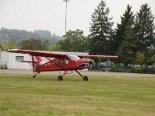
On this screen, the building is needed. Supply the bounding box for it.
[0,51,31,69]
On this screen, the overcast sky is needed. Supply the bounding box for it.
[0,0,155,36]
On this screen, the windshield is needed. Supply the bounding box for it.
[68,55,80,60]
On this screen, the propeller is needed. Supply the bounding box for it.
[78,60,94,68]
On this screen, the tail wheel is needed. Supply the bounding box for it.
[33,75,36,78]
[58,75,63,81]
[83,76,88,81]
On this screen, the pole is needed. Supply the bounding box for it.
[63,0,69,34]
[65,1,67,33]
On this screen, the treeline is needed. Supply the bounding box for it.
[0,0,155,68]
[0,28,61,49]
[55,1,155,68]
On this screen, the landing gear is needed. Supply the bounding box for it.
[57,71,68,81]
[32,70,88,81]
[75,70,88,81]
[58,75,63,81]
[33,75,36,78]
[33,72,40,78]
[83,76,88,81]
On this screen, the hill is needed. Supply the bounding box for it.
[0,27,62,45]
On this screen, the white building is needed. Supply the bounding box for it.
[0,51,31,69]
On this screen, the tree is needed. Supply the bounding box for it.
[53,40,64,51]
[114,5,134,54]
[2,39,16,50]
[55,29,90,52]
[0,43,2,51]
[145,49,155,65]
[134,3,155,52]
[19,38,50,50]
[118,22,137,66]
[89,0,113,55]
[151,54,155,64]
[135,52,145,67]
[115,5,137,66]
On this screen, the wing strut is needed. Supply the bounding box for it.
[33,72,40,78]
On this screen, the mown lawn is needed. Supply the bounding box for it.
[0,71,155,116]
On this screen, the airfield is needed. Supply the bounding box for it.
[0,70,155,116]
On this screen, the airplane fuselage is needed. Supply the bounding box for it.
[34,55,92,72]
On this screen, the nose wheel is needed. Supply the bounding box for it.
[83,76,88,81]
[75,70,88,81]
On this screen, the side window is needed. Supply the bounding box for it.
[56,58,59,64]
[65,59,69,64]
[16,56,24,61]
[60,58,64,64]
[51,61,54,65]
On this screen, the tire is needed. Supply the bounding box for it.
[33,75,36,78]
[83,76,88,81]
[58,75,63,81]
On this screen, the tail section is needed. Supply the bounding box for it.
[32,56,42,62]
[32,56,42,72]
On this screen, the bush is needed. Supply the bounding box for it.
[110,63,126,72]
[145,68,155,74]
[130,68,146,73]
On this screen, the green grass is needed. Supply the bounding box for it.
[0,72,155,116]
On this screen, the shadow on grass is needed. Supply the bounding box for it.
[32,75,86,82]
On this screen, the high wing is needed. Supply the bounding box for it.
[80,55,118,59]
[7,49,68,58]
[7,49,118,59]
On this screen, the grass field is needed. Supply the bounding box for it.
[0,70,155,116]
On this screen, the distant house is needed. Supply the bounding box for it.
[0,51,31,69]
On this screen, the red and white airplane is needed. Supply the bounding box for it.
[7,49,118,81]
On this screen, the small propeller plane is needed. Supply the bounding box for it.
[7,49,118,81]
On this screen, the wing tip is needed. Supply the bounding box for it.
[7,49,19,52]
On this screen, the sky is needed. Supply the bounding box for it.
[0,0,155,36]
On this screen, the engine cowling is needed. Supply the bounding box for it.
[78,59,94,68]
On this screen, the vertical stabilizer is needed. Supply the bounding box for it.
[32,56,42,72]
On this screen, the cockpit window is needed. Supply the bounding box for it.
[68,55,80,60]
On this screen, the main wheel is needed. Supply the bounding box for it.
[58,75,63,81]
[83,76,88,81]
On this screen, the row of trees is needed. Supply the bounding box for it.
[56,0,155,67]
[113,4,155,66]
[0,0,155,67]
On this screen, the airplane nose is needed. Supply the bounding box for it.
[78,59,94,68]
